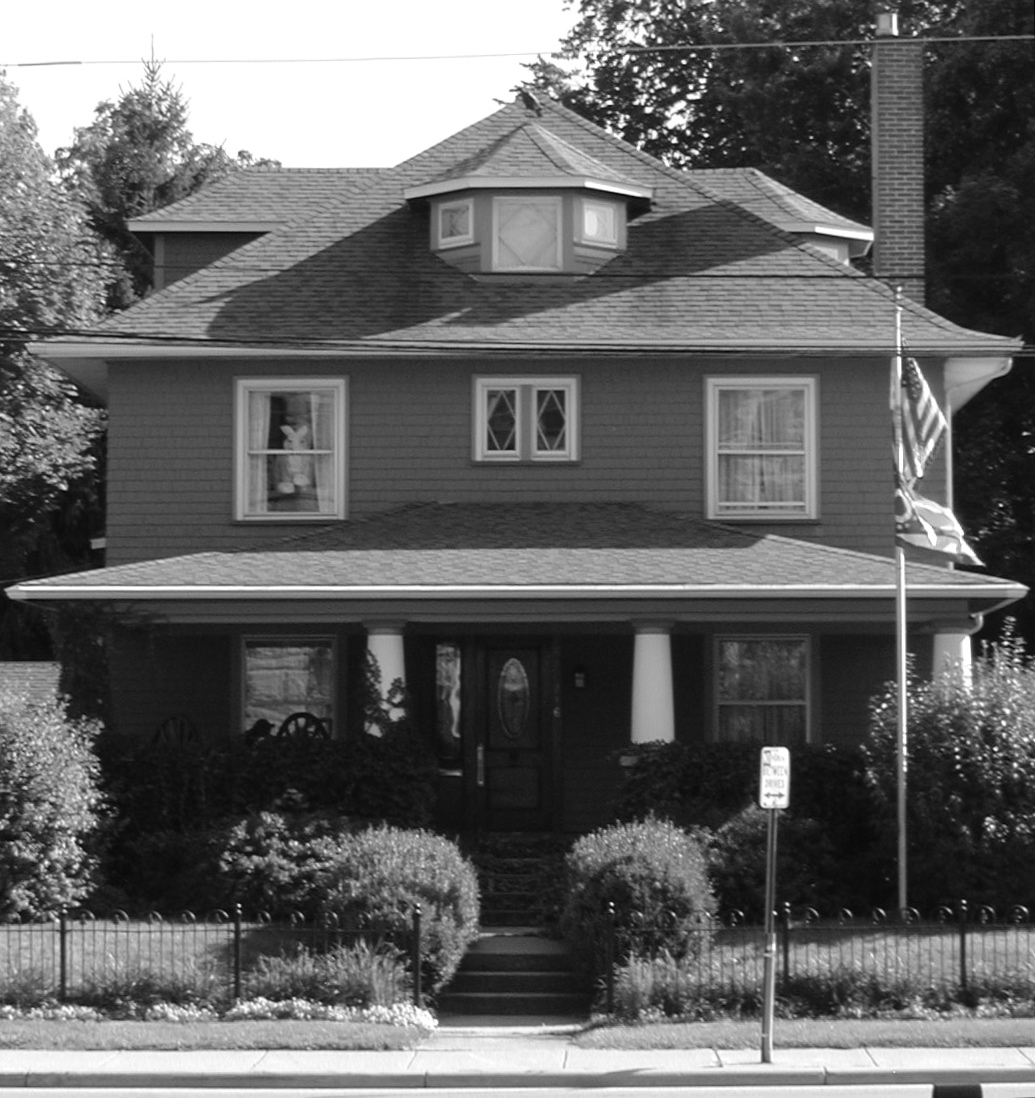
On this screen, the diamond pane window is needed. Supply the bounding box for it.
[536,389,567,453]
[475,377,578,462]
[485,388,518,454]
[494,198,561,270]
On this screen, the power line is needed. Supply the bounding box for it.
[2,34,1031,70]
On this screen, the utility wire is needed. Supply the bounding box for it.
[2,34,1031,69]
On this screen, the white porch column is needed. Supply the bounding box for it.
[364,624,407,735]
[630,625,675,744]
[932,620,978,688]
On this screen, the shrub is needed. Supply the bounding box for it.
[96,719,439,909]
[318,826,480,994]
[863,631,1035,910]
[708,805,839,919]
[243,940,409,1007]
[612,741,882,907]
[559,818,715,978]
[212,810,357,916]
[0,688,103,918]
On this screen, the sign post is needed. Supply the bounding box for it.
[758,746,790,1064]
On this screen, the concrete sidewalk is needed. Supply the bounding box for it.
[0,1024,1033,1090]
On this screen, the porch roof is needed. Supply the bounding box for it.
[8,504,1026,619]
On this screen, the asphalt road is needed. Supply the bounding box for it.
[2,1085,1034,1098]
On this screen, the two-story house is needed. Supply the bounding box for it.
[9,72,1025,836]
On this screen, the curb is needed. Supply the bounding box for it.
[2,1067,1034,1090]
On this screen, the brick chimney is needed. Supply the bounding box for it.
[870,9,925,304]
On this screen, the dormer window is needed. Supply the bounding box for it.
[438,198,473,248]
[406,120,653,276]
[493,197,562,271]
[578,198,618,247]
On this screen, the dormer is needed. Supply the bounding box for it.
[404,123,653,276]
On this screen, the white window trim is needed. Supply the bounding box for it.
[492,195,563,272]
[705,375,818,520]
[436,198,474,249]
[242,635,338,738]
[473,375,580,462]
[234,377,347,521]
[713,634,811,745]
[576,197,619,247]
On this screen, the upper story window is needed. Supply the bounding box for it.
[438,198,473,248]
[715,635,809,745]
[493,197,562,271]
[474,376,579,462]
[235,378,346,520]
[706,377,817,520]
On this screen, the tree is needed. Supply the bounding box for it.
[0,73,107,657]
[56,59,273,309]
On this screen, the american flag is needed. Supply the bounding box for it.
[897,357,946,485]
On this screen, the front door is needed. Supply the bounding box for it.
[477,643,554,831]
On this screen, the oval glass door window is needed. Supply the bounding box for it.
[497,657,530,741]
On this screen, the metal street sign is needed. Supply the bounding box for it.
[758,746,791,810]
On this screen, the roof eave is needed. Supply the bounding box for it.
[404,175,653,202]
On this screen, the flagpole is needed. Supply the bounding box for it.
[893,287,908,913]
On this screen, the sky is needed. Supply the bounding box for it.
[1,0,580,168]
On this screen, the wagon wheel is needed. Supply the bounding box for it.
[276,711,330,740]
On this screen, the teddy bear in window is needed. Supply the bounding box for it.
[275,396,313,495]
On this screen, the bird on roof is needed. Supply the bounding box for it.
[512,85,543,117]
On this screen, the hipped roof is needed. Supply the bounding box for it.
[9,504,1024,622]
[38,97,1019,364]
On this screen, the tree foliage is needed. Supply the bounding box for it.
[863,632,1035,910]
[0,73,107,656]
[0,686,104,917]
[56,59,275,308]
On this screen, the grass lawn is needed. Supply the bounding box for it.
[0,1019,423,1050]
[0,1016,1033,1051]
[574,1016,1035,1050]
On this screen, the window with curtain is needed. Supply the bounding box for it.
[707,377,816,519]
[474,376,579,462]
[236,379,345,519]
[243,638,335,736]
[715,636,809,745]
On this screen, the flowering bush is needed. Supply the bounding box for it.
[223,996,437,1029]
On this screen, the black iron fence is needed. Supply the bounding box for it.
[602,900,1035,1013]
[0,905,424,1008]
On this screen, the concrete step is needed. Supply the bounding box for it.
[447,969,580,994]
[435,990,590,1016]
[438,931,590,1019]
